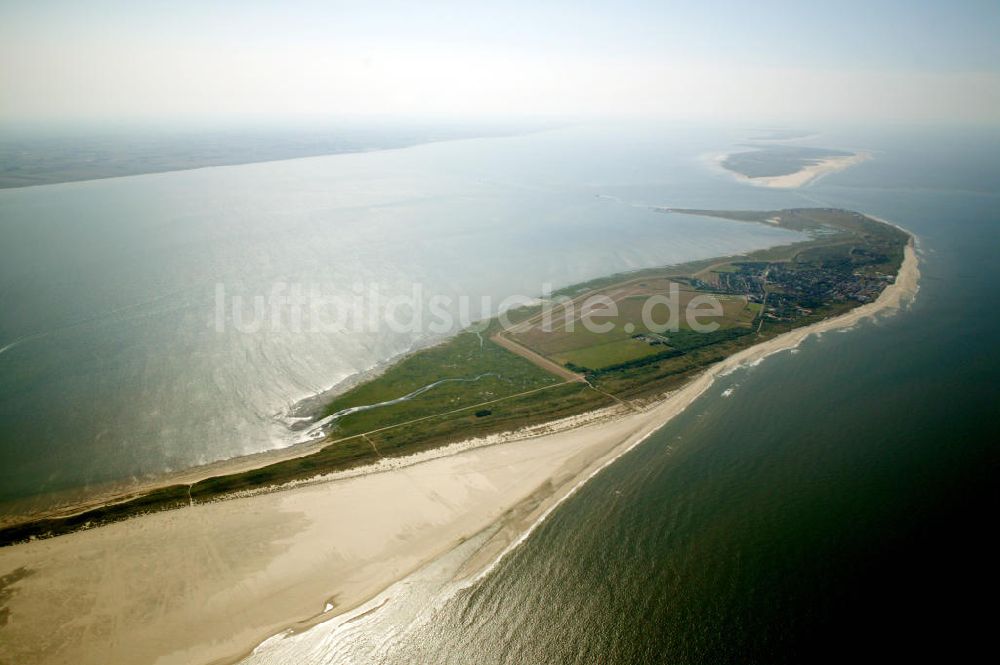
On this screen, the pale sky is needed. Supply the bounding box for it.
[2,0,999,126]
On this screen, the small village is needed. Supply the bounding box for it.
[691,251,896,324]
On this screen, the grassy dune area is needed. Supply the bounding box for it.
[318,330,561,437]
[0,208,909,546]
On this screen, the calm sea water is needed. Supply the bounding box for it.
[241,126,1000,664]
[0,125,800,508]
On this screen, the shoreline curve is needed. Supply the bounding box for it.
[0,237,919,665]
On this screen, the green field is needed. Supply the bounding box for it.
[510,280,757,373]
[558,337,665,369]
[319,330,560,438]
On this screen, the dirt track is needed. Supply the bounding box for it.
[490,333,586,382]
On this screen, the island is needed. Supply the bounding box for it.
[0,208,913,547]
[720,145,870,188]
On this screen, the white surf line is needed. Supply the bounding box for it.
[241,237,921,664]
[463,237,921,591]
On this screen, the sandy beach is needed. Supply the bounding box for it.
[749,151,872,188]
[0,241,919,665]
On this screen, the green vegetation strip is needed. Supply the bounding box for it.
[0,208,909,547]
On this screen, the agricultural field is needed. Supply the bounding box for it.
[504,277,757,373]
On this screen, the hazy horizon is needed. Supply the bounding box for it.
[3,0,999,128]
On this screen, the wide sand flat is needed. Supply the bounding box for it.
[0,243,918,665]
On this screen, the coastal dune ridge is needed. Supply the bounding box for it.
[0,225,919,665]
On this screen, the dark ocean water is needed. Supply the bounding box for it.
[359,130,999,663]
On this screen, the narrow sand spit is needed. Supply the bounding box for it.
[0,242,918,665]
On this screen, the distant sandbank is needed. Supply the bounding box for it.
[717,150,871,189]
